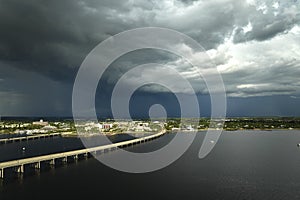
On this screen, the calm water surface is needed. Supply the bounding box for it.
[1,130,300,200]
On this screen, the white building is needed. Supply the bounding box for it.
[33,119,49,126]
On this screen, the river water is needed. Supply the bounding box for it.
[1,130,300,200]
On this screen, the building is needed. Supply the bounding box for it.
[42,125,57,130]
[135,122,150,131]
[32,119,49,126]
[102,123,113,130]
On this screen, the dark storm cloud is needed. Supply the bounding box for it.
[0,0,298,83]
[0,0,294,80]
[227,95,300,117]
[1,0,300,116]
[0,0,133,81]
[233,1,300,43]
[0,62,73,116]
[234,19,295,43]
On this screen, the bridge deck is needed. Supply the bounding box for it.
[0,130,166,177]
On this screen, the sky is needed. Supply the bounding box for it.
[0,0,300,118]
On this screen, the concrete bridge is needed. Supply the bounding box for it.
[0,129,166,179]
[0,133,61,144]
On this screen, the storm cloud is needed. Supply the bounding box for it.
[0,0,300,116]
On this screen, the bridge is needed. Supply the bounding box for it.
[0,133,61,144]
[0,129,166,179]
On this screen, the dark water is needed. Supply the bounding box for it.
[1,130,300,200]
[0,134,136,162]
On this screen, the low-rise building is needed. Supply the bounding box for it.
[33,119,49,126]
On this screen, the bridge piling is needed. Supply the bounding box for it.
[62,157,67,164]
[0,168,4,179]
[74,155,78,160]
[16,165,24,173]
[49,159,55,167]
[83,152,88,159]
[33,162,41,169]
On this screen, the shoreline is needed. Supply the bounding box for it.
[60,131,160,138]
[1,128,300,137]
[169,128,300,133]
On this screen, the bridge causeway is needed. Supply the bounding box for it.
[0,133,61,144]
[0,130,166,179]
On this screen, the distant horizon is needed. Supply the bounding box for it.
[2,115,300,120]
